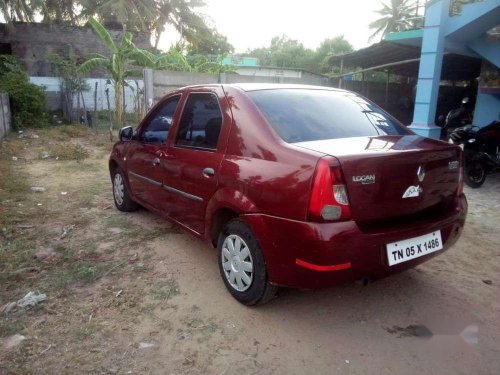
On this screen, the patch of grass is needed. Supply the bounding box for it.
[106,216,131,229]
[73,322,102,341]
[40,143,89,161]
[0,318,24,338]
[42,125,94,142]
[158,319,172,331]
[0,236,37,270]
[0,160,30,202]
[47,260,103,290]
[150,279,180,301]
[0,139,25,160]
[73,261,102,281]
[58,125,93,138]
[82,180,109,197]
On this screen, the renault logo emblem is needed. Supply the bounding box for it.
[417,166,425,182]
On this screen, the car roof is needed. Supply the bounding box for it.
[227,83,345,92]
[176,83,347,93]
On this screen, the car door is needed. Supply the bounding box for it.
[126,94,182,212]
[162,87,232,234]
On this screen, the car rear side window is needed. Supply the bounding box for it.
[247,89,411,143]
[175,93,223,150]
[141,95,180,144]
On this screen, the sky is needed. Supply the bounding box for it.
[158,0,384,53]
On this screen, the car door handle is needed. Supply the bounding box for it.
[153,157,160,166]
[203,167,215,177]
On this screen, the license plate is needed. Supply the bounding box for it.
[386,230,443,266]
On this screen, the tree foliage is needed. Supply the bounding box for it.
[369,0,417,41]
[246,35,353,74]
[312,36,354,73]
[0,54,24,76]
[186,27,234,56]
[0,0,44,24]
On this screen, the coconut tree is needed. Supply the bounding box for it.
[0,0,44,24]
[79,0,208,47]
[152,0,207,49]
[41,0,81,23]
[78,17,153,124]
[80,0,159,31]
[369,0,417,41]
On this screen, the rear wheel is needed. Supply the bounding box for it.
[217,219,277,306]
[112,168,139,211]
[464,152,486,188]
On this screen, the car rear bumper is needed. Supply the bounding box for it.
[243,194,467,289]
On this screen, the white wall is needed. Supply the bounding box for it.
[235,66,302,78]
[29,77,144,113]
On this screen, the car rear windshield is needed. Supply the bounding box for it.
[247,89,411,143]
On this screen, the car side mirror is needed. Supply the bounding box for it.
[119,126,134,141]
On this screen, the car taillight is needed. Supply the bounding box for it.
[308,156,351,222]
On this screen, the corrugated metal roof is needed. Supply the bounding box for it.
[329,41,482,80]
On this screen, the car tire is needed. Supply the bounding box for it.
[464,150,486,188]
[217,219,277,306]
[112,168,139,212]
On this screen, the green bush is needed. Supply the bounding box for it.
[0,71,49,129]
[0,55,24,76]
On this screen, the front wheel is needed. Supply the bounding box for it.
[217,219,277,306]
[112,168,139,211]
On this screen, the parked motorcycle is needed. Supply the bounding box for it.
[448,121,500,188]
[438,97,474,140]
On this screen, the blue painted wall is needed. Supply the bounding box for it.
[473,92,500,126]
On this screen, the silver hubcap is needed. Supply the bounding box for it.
[221,234,253,292]
[113,173,124,206]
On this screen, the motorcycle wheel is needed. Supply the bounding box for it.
[464,160,486,188]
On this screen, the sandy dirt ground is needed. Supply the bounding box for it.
[1,128,499,375]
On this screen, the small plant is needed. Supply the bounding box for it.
[49,54,90,123]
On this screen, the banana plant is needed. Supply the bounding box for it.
[151,48,236,74]
[78,17,154,124]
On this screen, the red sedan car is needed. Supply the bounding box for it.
[109,84,467,305]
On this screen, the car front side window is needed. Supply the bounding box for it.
[141,95,181,144]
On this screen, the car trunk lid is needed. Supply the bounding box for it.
[295,135,462,225]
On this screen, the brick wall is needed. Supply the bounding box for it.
[0,22,151,77]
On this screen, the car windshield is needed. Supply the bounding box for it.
[247,89,412,143]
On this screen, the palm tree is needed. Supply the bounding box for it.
[41,0,81,23]
[369,0,417,41]
[0,0,44,24]
[78,17,153,124]
[78,0,207,48]
[152,0,207,49]
[81,0,159,31]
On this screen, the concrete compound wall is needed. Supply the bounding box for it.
[144,69,331,107]
[143,70,417,124]
[0,92,11,140]
[29,77,144,113]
